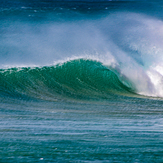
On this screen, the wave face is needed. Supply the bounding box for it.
[0,59,135,101]
[1,1,163,99]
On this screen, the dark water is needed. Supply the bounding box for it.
[0,0,163,162]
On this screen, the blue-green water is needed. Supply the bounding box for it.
[1,0,163,162]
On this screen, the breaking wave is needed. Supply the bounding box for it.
[1,6,163,100]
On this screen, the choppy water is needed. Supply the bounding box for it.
[0,0,163,162]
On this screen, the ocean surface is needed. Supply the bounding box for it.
[1,0,163,162]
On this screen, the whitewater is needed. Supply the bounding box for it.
[0,1,163,162]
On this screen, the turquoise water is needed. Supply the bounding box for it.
[1,1,163,162]
[1,98,163,162]
[0,59,134,100]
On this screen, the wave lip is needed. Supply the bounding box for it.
[0,59,135,101]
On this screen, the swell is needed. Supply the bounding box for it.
[0,59,136,101]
